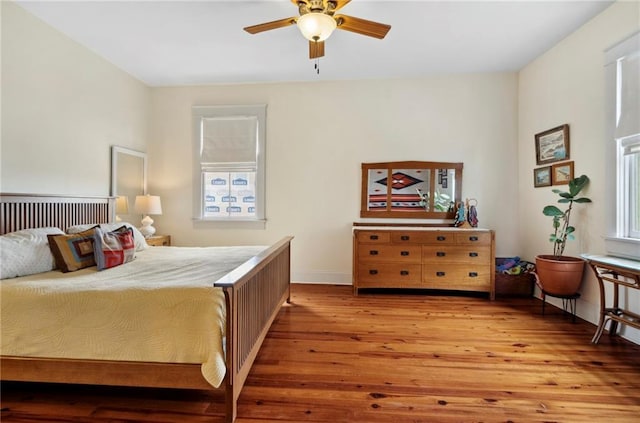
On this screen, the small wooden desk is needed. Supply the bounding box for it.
[582,255,640,344]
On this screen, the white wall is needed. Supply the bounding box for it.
[149,74,520,283]
[1,1,150,196]
[518,0,640,342]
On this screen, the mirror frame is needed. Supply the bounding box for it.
[111,146,147,222]
[360,161,463,220]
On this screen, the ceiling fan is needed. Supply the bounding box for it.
[244,0,391,60]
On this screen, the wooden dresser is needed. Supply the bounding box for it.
[353,226,495,299]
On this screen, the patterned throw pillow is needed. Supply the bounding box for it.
[93,226,135,270]
[67,223,148,252]
[47,227,98,272]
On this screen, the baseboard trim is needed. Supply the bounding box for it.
[291,271,352,285]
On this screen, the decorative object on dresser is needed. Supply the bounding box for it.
[453,198,479,228]
[134,194,162,238]
[353,225,496,300]
[146,234,171,247]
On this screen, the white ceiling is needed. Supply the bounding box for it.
[15,0,614,86]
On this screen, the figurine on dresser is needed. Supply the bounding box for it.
[454,199,478,228]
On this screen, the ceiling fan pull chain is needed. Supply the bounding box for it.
[313,38,320,75]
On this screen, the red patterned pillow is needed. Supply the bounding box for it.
[93,226,135,270]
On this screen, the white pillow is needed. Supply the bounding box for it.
[66,223,148,251]
[0,227,64,279]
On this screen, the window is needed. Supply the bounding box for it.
[192,105,266,227]
[605,31,640,259]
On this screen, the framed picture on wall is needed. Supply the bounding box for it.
[534,166,552,187]
[535,124,570,165]
[551,161,574,185]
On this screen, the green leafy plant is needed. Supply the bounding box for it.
[542,174,592,258]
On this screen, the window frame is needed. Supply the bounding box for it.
[192,105,267,228]
[604,31,640,260]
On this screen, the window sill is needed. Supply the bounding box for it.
[605,236,640,261]
[193,218,266,230]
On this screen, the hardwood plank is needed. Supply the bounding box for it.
[3,283,640,422]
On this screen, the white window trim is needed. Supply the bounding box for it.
[604,31,640,260]
[192,105,267,229]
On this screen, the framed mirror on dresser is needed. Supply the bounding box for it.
[361,161,463,220]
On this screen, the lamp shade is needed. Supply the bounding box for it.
[297,12,337,42]
[134,195,162,215]
[115,196,129,214]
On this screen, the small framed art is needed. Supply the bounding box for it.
[535,124,570,165]
[534,166,552,188]
[551,161,574,185]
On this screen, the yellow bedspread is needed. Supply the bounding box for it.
[0,245,266,388]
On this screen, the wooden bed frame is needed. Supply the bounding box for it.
[0,193,293,423]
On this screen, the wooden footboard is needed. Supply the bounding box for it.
[0,193,293,423]
[216,236,293,422]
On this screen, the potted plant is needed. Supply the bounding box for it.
[535,174,592,296]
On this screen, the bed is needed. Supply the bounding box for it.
[0,193,293,423]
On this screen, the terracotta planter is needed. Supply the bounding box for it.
[535,255,585,296]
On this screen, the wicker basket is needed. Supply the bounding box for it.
[495,258,535,297]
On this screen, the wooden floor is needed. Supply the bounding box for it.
[2,283,640,422]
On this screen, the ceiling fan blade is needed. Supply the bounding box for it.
[309,40,325,59]
[244,17,297,34]
[334,14,391,39]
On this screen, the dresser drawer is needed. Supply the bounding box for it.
[358,245,422,263]
[454,231,492,245]
[356,231,391,243]
[358,263,422,286]
[389,232,426,244]
[422,245,492,264]
[422,265,491,290]
[411,231,456,244]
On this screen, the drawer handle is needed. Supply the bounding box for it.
[370,235,379,240]
[400,251,410,256]
[437,236,446,241]
[400,270,409,276]
[369,250,379,256]
[469,236,479,241]
[400,235,410,241]
[436,271,446,277]
[469,272,478,277]
[369,270,378,275]
[469,252,478,257]
[436,251,446,257]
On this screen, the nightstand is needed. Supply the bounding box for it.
[146,235,171,247]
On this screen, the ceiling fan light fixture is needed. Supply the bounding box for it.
[297,12,336,42]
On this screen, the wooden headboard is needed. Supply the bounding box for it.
[0,193,115,235]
